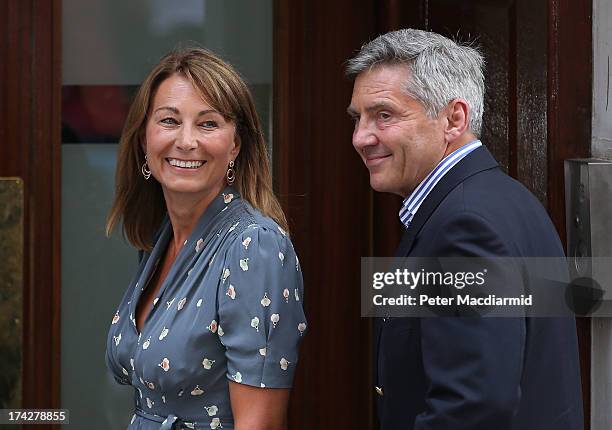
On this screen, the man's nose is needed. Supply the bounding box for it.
[176,126,198,150]
[352,120,377,151]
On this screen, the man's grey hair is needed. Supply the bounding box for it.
[346,29,485,136]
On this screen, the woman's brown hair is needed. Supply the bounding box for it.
[106,47,288,250]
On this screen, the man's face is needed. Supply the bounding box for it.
[348,64,448,197]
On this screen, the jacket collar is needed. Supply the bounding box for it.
[395,145,499,257]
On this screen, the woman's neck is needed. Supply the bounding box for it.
[163,185,223,251]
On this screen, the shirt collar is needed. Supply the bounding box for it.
[399,140,482,228]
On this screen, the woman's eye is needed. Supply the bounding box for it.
[160,117,178,125]
[201,120,218,129]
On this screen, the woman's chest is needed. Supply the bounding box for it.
[109,250,231,391]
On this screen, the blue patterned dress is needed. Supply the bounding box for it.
[106,188,306,429]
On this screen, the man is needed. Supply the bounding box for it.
[346,29,583,429]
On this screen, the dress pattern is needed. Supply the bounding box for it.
[106,188,306,429]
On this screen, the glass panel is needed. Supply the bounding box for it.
[61,145,136,427]
[63,0,272,86]
[62,0,273,143]
[61,1,272,428]
[0,178,23,410]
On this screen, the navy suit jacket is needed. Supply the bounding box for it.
[375,146,584,429]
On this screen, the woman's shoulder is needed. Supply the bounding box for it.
[217,200,298,274]
[230,200,291,243]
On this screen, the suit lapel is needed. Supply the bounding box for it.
[395,146,499,257]
[395,228,415,257]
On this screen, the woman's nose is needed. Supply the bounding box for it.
[176,126,198,151]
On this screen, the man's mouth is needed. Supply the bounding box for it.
[365,154,392,165]
[166,158,206,169]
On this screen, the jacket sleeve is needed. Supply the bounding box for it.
[414,211,525,430]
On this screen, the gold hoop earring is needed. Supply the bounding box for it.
[141,154,151,180]
[226,160,235,185]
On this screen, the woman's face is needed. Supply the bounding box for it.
[144,73,239,205]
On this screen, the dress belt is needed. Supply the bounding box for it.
[134,408,181,429]
[135,406,234,430]
[160,415,179,430]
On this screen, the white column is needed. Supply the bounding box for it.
[591,0,612,428]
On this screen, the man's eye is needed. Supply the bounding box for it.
[379,112,391,120]
[160,117,178,125]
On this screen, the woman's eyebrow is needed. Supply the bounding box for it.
[153,107,220,116]
[153,106,179,114]
[197,109,219,116]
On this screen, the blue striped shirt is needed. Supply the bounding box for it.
[399,140,482,229]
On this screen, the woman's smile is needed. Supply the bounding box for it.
[165,158,206,169]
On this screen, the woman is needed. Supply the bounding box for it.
[105,47,306,430]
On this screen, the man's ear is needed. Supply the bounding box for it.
[444,98,470,143]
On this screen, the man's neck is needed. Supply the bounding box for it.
[442,132,478,158]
